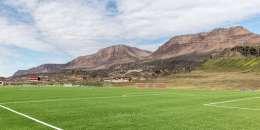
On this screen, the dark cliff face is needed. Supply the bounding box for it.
[151,26,260,59]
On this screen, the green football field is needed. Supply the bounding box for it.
[1,86,260,130]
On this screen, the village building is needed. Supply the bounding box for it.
[0,81,4,85]
[104,77,132,83]
[0,77,6,85]
[28,75,41,82]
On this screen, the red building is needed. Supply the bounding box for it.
[28,75,41,81]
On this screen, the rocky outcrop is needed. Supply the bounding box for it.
[65,45,151,70]
[152,26,260,59]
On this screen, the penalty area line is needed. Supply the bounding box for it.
[204,104,260,111]
[0,104,63,130]
[204,96,260,111]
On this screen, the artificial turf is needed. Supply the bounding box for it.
[0,86,260,130]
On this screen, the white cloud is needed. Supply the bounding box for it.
[0,16,54,52]
[5,0,260,54]
[32,0,122,55]
[1,0,260,76]
[0,46,20,76]
[117,0,260,39]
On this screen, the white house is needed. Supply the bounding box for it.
[104,77,132,83]
[0,81,4,86]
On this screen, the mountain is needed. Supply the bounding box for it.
[152,26,260,59]
[66,45,152,70]
[13,45,151,76]
[14,64,65,77]
[13,26,260,78]
[0,77,5,80]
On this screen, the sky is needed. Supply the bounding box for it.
[1,0,260,77]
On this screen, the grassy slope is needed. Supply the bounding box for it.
[165,71,260,89]
[201,57,260,72]
[162,56,260,89]
[1,87,260,130]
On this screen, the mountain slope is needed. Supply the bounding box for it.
[14,64,65,76]
[152,26,260,59]
[65,45,152,69]
[13,45,151,76]
[13,26,260,77]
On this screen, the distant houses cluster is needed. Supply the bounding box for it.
[29,75,41,81]
[0,75,42,86]
[0,80,4,85]
[4,74,134,85]
[0,77,6,85]
[27,75,50,83]
[103,77,132,83]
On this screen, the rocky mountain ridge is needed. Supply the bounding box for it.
[66,45,152,70]
[13,45,151,76]
[13,26,260,77]
[152,26,260,59]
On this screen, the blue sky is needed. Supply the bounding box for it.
[1,0,260,76]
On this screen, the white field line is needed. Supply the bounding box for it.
[0,104,63,130]
[204,96,260,111]
[204,104,260,111]
[0,93,162,130]
[1,93,162,105]
[0,92,218,130]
